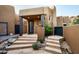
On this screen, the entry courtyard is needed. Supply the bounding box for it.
[0,5,79,54]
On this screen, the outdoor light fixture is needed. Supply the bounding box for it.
[27,17,30,19]
[37,16,40,18]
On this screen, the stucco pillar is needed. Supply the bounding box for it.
[41,15,45,27]
[38,15,45,39]
[19,16,23,36]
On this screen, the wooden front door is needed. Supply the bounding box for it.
[28,20,34,34]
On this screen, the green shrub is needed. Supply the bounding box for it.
[32,42,41,50]
[73,19,79,24]
[45,24,52,36]
[37,38,45,43]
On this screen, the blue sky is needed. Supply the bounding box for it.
[14,5,79,16]
[56,5,79,16]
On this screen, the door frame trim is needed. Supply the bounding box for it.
[28,20,34,34]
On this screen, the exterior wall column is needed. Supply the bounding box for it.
[19,16,23,36]
[38,15,45,40]
[41,15,45,27]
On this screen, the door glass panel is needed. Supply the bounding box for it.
[29,21,34,34]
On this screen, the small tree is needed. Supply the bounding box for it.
[45,24,52,36]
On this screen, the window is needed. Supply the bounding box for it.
[0,22,8,36]
[49,16,52,21]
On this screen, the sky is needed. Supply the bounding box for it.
[56,5,79,16]
[14,5,79,16]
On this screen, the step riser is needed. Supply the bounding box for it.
[17,39,37,41]
[45,49,62,54]
[7,46,32,51]
[46,45,60,49]
[13,42,35,44]
[19,37,37,39]
[46,41,59,44]
[19,37,37,38]
[47,38,59,41]
[14,41,36,42]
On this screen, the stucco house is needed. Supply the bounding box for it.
[0,5,57,37]
[19,6,57,36]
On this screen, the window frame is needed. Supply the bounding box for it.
[0,22,8,36]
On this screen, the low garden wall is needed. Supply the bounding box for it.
[64,25,79,53]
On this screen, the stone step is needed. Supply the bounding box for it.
[18,38,37,41]
[22,34,37,36]
[45,39,60,44]
[17,39,37,41]
[19,36,37,38]
[13,41,36,44]
[48,36,64,40]
[45,46,62,54]
[6,44,32,51]
[46,43,61,49]
[19,35,37,38]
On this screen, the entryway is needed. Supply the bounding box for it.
[28,20,34,34]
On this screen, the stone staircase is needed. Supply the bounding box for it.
[6,34,37,51]
[45,36,64,54]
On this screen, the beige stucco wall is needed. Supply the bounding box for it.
[15,15,19,25]
[64,25,79,53]
[56,16,63,26]
[43,6,56,27]
[23,18,27,33]
[57,16,70,26]
[52,6,57,27]
[0,5,16,34]
[34,19,41,34]
[36,25,45,39]
[19,7,44,16]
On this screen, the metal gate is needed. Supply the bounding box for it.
[54,27,63,36]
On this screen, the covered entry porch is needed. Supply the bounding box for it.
[19,14,45,36]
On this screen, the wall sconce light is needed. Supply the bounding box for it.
[37,16,40,18]
[27,17,30,19]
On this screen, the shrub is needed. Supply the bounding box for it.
[73,19,79,24]
[32,42,41,50]
[45,24,52,36]
[37,38,45,43]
